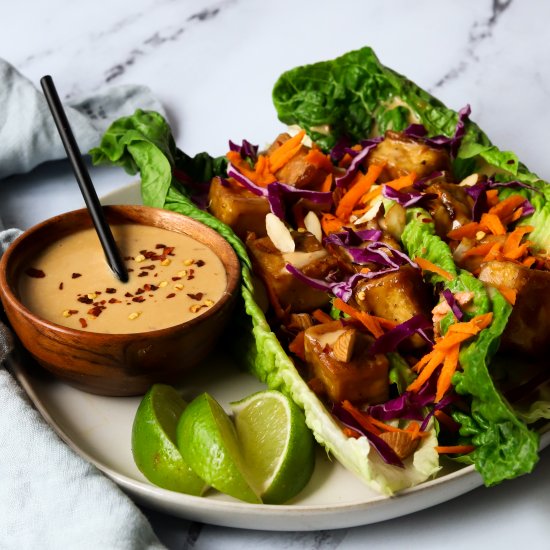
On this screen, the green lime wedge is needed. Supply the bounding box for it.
[131,384,206,495]
[176,393,261,504]
[231,389,315,504]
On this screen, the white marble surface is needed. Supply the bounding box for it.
[1,0,550,548]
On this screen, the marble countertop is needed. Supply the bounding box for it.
[2,0,550,548]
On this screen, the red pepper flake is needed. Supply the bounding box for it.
[127,268,134,273]
[187,269,195,280]
[105,288,116,294]
[77,296,94,304]
[195,260,205,267]
[68,309,78,315]
[163,246,175,256]
[132,296,146,303]
[140,265,155,270]
[135,288,145,295]
[143,284,158,292]
[124,292,134,298]
[166,293,176,299]
[187,292,204,301]
[155,244,166,249]
[79,318,88,328]
[108,298,120,304]
[72,273,82,279]
[25,267,46,278]
[124,256,134,261]
[171,276,181,281]
[59,282,64,290]
[87,306,104,317]
[138,271,148,277]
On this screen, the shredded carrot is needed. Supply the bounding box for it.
[415,257,454,281]
[407,313,493,400]
[435,345,460,402]
[485,189,500,207]
[462,242,495,258]
[385,173,417,191]
[447,222,482,241]
[321,213,344,235]
[435,445,475,454]
[335,164,384,220]
[482,241,504,262]
[523,256,537,268]
[503,225,534,256]
[497,286,517,305]
[488,194,526,223]
[343,427,361,439]
[333,298,384,339]
[312,309,334,324]
[320,173,333,193]
[305,148,334,172]
[268,130,306,173]
[480,213,506,235]
[367,416,427,439]
[341,400,382,436]
[288,331,306,361]
[226,151,276,186]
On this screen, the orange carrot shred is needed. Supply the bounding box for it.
[320,173,333,193]
[341,400,382,436]
[485,189,500,207]
[407,351,445,392]
[415,257,454,281]
[333,298,384,338]
[268,130,306,173]
[523,256,537,268]
[462,242,495,258]
[335,164,384,220]
[435,345,460,402]
[321,213,344,235]
[447,222,482,240]
[497,286,517,305]
[434,410,460,433]
[435,445,475,454]
[385,173,416,191]
[226,151,276,186]
[288,331,306,361]
[305,148,334,172]
[488,194,526,222]
[312,309,333,324]
[480,213,506,235]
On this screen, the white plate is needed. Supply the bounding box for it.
[10,182,550,531]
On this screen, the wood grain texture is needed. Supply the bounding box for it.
[0,205,240,396]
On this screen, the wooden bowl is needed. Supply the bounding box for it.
[0,205,241,396]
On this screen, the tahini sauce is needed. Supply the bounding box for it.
[18,224,227,334]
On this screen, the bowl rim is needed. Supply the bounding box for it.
[0,204,241,341]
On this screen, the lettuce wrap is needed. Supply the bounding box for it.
[91,47,549,494]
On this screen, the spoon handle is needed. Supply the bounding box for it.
[40,75,129,283]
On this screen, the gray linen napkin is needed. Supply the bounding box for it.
[0,58,164,179]
[0,60,166,549]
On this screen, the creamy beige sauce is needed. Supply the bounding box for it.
[18,224,227,334]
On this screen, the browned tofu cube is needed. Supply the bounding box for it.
[208,177,270,239]
[304,320,389,404]
[352,265,432,348]
[367,131,451,182]
[246,231,337,313]
[267,133,330,189]
[425,181,474,237]
[478,260,550,356]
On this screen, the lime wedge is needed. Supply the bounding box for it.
[176,393,261,504]
[131,384,206,495]
[231,389,315,504]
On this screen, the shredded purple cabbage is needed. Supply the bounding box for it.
[331,403,404,467]
[369,314,434,354]
[229,139,259,162]
[382,185,437,208]
[226,163,332,219]
[330,135,355,163]
[324,227,382,247]
[334,138,383,188]
[442,289,464,321]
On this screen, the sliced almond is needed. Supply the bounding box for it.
[304,211,322,242]
[458,173,479,187]
[331,328,356,363]
[265,213,295,253]
[379,431,420,460]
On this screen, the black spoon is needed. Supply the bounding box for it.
[40,75,128,283]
